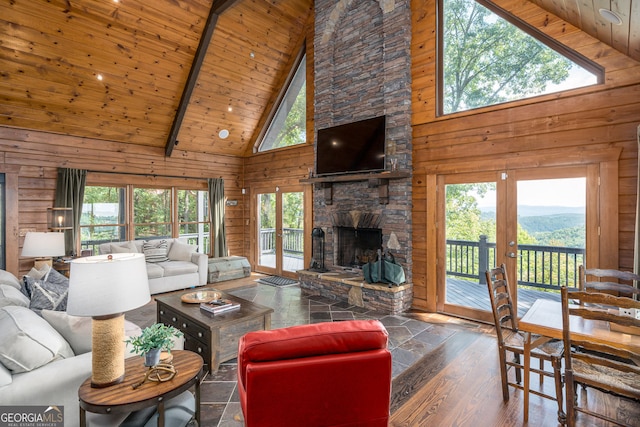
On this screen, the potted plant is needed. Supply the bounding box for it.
[125,323,184,366]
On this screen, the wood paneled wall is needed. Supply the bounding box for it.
[410,0,640,311]
[0,126,244,277]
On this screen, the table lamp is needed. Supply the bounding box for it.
[47,207,73,231]
[67,253,150,388]
[21,231,66,269]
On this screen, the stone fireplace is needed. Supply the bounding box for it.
[299,0,413,314]
[312,0,412,281]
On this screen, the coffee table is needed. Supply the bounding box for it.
[155,289,273,372]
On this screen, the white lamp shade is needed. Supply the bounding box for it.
[67,253,151,317]
[21,232,65,257]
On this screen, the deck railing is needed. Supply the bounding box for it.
[259,228,304,258]
[446,235,584,291]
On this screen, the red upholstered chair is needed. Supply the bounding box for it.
[237,320,392,427]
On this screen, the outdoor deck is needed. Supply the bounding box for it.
[447,277,561,317]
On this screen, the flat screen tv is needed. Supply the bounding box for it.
[315,115,386,176]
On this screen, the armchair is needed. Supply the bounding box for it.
[237,320,392,427]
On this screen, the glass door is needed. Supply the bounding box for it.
[440,167,589,322]
[255,185,306,278]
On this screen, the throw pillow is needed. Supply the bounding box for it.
[41,310,92,355]
[143,240,169,263]
[167,240,197,262]
[0,305,74,373]
[24,268,69,314]
[0,284,30,308]
[111,241,139,254]
[0,270,21,290]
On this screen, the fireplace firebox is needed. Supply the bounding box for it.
[336,227,382,268]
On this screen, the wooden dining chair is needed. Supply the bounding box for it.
[561,286,640,427]
[579,265,640,297]
[485,264,564,421]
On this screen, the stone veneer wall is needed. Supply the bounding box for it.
[313,0,413,281]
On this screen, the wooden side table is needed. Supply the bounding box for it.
[78,350,203,427]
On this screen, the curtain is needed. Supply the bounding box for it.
[634,125,640,298]
[208,178,228,258]
[54,168,87,256]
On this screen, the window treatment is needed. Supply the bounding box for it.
[635,125,640,298]
[208,178,228,258]
[54,168,86,256]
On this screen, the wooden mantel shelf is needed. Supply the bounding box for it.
[300,171,410,205]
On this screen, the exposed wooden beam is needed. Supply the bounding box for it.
[165,0,240,157]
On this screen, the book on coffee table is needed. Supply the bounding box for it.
[200,298,240,314]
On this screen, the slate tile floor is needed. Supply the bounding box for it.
[129,282,471,427]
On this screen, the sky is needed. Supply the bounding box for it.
[475,177,586,208]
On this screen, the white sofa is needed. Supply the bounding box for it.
[0,269,193,427]
[98,238,208,294]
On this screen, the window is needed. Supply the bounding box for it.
[177,189,210,254]
[439,0,601,115]
[80,185,210,255]
[80,186,127,255]
[133,187,172,239]
[257,52,307,152]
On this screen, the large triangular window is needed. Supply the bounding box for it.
[439,0,603,115]
[257,51,306,152]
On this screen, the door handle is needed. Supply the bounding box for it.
[507,252,520,258]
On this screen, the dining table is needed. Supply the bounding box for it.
[518,298,640,422]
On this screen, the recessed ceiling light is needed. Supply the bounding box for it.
[250,52,255,58]
[219,129,229,139]
[599,8,623,25]
[96,74,103,81]
[227,106,232,112]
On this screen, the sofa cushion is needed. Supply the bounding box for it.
[41,310,93,355]
[146,262,165,279]
[143,240,169,263]
[158,260,199,277]
[111,241,139,253]
[0,305,74,373]
[0,284,30,308]
[23,268,69,314]
[0,362,11,387]
[167,240,197,262]
[0,269,21,290]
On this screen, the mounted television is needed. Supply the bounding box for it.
[315,115,386,176]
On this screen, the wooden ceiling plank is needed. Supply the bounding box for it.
[631,0,640,59]
[610,0,632,54]
[165,0,241,157]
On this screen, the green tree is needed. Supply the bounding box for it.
[273,82,306,149]
[443,0,573,113]
[446,183,494,241]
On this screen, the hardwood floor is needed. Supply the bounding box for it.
[131,275,640,426]
[390,312,640,427]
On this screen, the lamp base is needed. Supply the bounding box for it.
[34,258,53,270]
[91,314,125,388]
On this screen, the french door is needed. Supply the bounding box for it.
[438,165,596,323]
[254,184,307,279]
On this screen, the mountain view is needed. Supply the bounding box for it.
[481,205,585,248]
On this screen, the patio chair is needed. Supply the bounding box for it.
[485,264,564,421]
[560,287,640,426]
